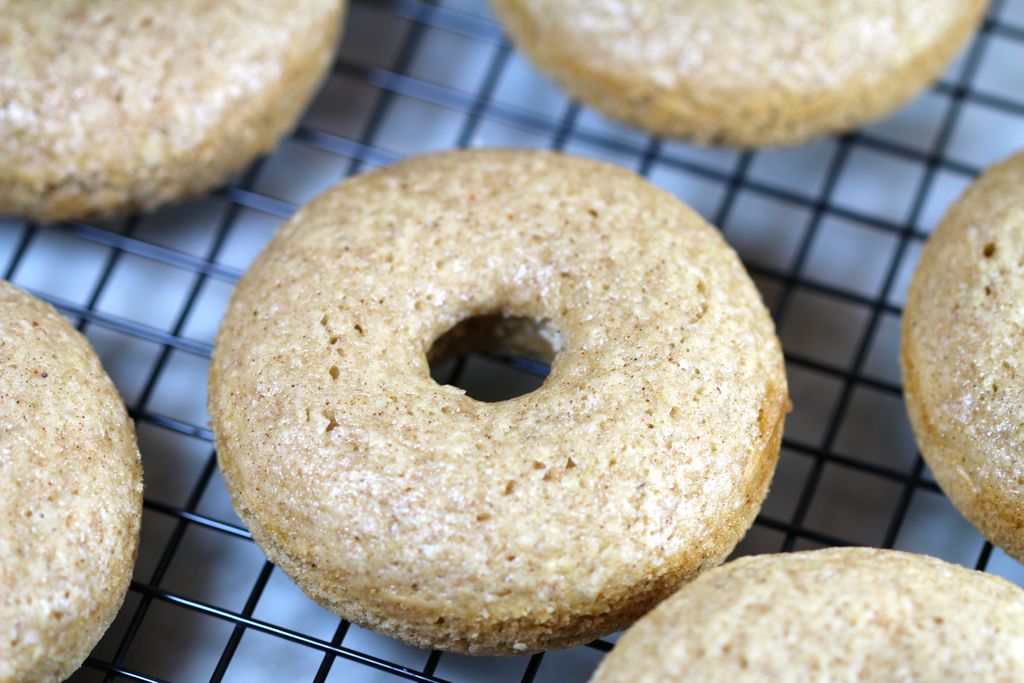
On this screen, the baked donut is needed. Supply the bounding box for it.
[903,151,1024,563]
[590,548,1024,682]
[0,281,143,682]
[489,0,988,147]
[0,0,344,222]
[210,149,789,654]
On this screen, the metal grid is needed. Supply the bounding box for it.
[3,0,1022,680]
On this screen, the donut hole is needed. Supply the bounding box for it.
[427,313,561,402]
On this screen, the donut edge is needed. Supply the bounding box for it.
[902,151,1024,564]
[0,0,345,222]
[587,547,1024,682]
[0,282,143,683]
[489,0,989,147]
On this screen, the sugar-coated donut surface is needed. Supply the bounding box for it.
[0,0,344,221]
[210,150,788,654]
[490,0,987,147]
[0,281,142,683]
[590,548,1024,682]
[903,151,1024,563]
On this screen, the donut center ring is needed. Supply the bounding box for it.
[427,312,563,402]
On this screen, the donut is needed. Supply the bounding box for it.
[209,149,789,654]
[0,0,344,222]
[903,151,1024,563]
[489,0,988,147]
[0,281,143,682]
[590,548,1024,682]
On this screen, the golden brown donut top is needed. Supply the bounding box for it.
[0,280,142,683]
[491,0,987,146]
[0,0,343,220]
[903,151,1024,562]
[590,548,1024,682]
[210,149,788,653]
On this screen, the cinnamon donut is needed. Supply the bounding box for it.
[209,149,788,654]
[0,280,143,682]
[903,150,1024,564]
[590,548,1024,682]
[490,0,988,147]
[0,0,344,221]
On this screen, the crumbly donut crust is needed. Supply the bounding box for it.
[0,281,143,683]
[590,548,1024,682]
[490,0,988,147]
[903,151,1024,563]
[0,0,344,221]
[210,149,788,654]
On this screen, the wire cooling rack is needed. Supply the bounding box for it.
[1,0,1019,680]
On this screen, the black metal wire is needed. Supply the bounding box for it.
[782,1,1008,554]
[1,0,1011,679]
